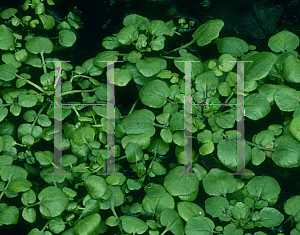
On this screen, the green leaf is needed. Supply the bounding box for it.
[22,208,36,223]
[85,175,107,199]
[0,8,18,19]
[150,36,166,51]
[185,216,215,235]
[35,2,45,14]
[216,37,249,57]
[244,52,277,82]
[174,51,203,78]
[150,20,168,36]
[10,103,21,116]
[25,36,53,54]
[160,129,172,143]
[192,19,224,46]
[0,26,15,50]
[8,178,32,193]
[18,92,38,107]
[195,72,218,97]
[123,14,150,31]
[2,53,22,68]
[274,87,300,112]
[125,142,143,163]
[245,93,271,120]
[74,213,101,235]
[163,166,199,200]
[202,168,237,196]
[112,68,132,86]
[272,134,300,168]
[82,199,100,218]
[0,155,13,167]
[259,207,284,227]
[160,208,184,235]
[0,206,19,225]
[102,36,121,50]
[120,216,148,234]
[232,202,250,220]
[73,126,95,147]
[136,58,162,77]
[144,183,166,197]
[121,133,151,150]
[35,151,54,167]
[251,147,265,165]
[177,201,205,222]
[284,195,300,218]
[105,216,119,227]
[170,112,184,132]
[59,30,77,47]
[0,165,28,181]
[120,109,156,137]
[0,63,17,81]
[39,14,55,30]
[142,192,175,216]
[205,196,229,217]
[268,30,299,53]
[99,185,125,209]
[117,25,138,45]
[127,179,142,190]
[283,55,300,83]
[290,117,300,142]
[218,54,236,72]
[246,176,281,201]
[139,79,170,108]
[21,189,36,205]
[93,51,119,68]
[49,217,65,234]
[147,138,169,155]
[38,186,69,218]
[217,139,251,171]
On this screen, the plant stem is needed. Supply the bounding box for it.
[168,38,197,53]
[15,74,45,93]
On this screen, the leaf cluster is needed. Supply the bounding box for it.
[0,1,300,235]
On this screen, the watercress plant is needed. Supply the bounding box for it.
[0,1,300,235]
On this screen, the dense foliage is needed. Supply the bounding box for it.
[0,1,300,235]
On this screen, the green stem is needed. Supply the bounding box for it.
[168,38,197,53]
[128,98,139,116]
[61,89,94,96]
[15,74,45,93]
[152,123,167,129]
[19,201,41,210]
[40,52,47,74]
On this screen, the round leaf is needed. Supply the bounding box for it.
[25,36,53,54]
[202,168,237,196]
[136,58,162,77]
[120,216,148,234]
[177,201,205,222]
[185,216,215,235]
[268,30,299,53]
[192,19,224,46]
[85,175,107,199]
[290,117,300,142]
[246,176,281,201]
[38,186,69,218]
[259,207,284,227]
[59,30,76,47]
[74,213,101,235]
[139,79,170,108]
[163,166,199,200]
[160,209,184,235]
[245,93,271,120]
